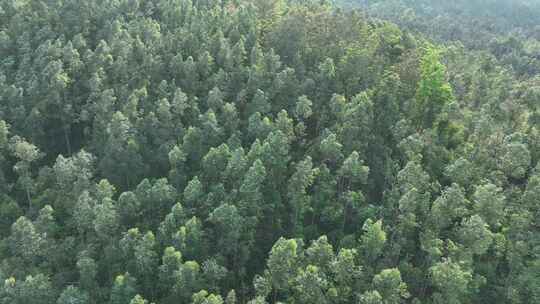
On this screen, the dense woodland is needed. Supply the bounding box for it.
[1,0,540,303]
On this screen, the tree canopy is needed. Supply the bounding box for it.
[0,0,539,303]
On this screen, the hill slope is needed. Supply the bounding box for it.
[0,1,539,303]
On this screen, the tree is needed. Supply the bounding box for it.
[337,92,373,158]
[359,291,383,304]
[93,197,119,242]
[202,259,228,294]
[202,144,231,185]
[413,46,454,129]
[173,261,202,303]
[248,113,273,142]
[430,184,470,231]
[0,120,8,193]
[192,290,224,304]
[1,274,55,304]
[514,259,540,304]
[207,87,224,111]
[57,286,89,304]
[223,148,248,189]
[168,145,187,190]
[134,232,159,295]
[73,191,96,239]
[159,246,183,296]
[305,236,334,270]
[499,141,531,179]
[200,110,224,149]
[158,202,186,246]
[267,238,299,297]
[174,217,207,260]
[239,159,267,220]
[522,170,540,228]
[77,256,98,293]
[0,198,22,238]
[99,112,146,189]
[0,120,8,149]
[338,152,369,187]
[288,157,318,235]
[117,191,142,228]
[110,273,138,304]
[458,215,493,255]
[35,205,57,237]
[295,95,313,121]
[248,90,271,117]
[472,183,505,228]
[429,259,473,304]
[320,131,343,167]
[293,265,329,304]
[129,295,150,304]
[359,219,387,266]
[10,136,42,208]
[209,204,243,271]
[184,176,204,211]
[134,178,177,229]
[331,248,361,302]
[52,150,95,207]
[9,217,44,264]
[225,290,237,304]
[372,268,409,304]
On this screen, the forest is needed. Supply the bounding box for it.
[0,0,539,303]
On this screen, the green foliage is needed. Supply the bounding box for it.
[0,1,538,304]
[192,290,224,304]
[57,286,89,304]
[1,274,55,304]
[372,268,409,304]
[414,46,454,129]
[110,274,138,304]
[359,219,387,265]
[429,259,473,304]
[472,183,505,228]
[359,290,383,304]
[267,238,298,292]
[9,217,44,263]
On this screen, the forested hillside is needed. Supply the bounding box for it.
[340,0,540,73]
[0,0,539,303]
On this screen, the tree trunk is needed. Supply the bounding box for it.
[64,125,72,156]
[26,187,32,211]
